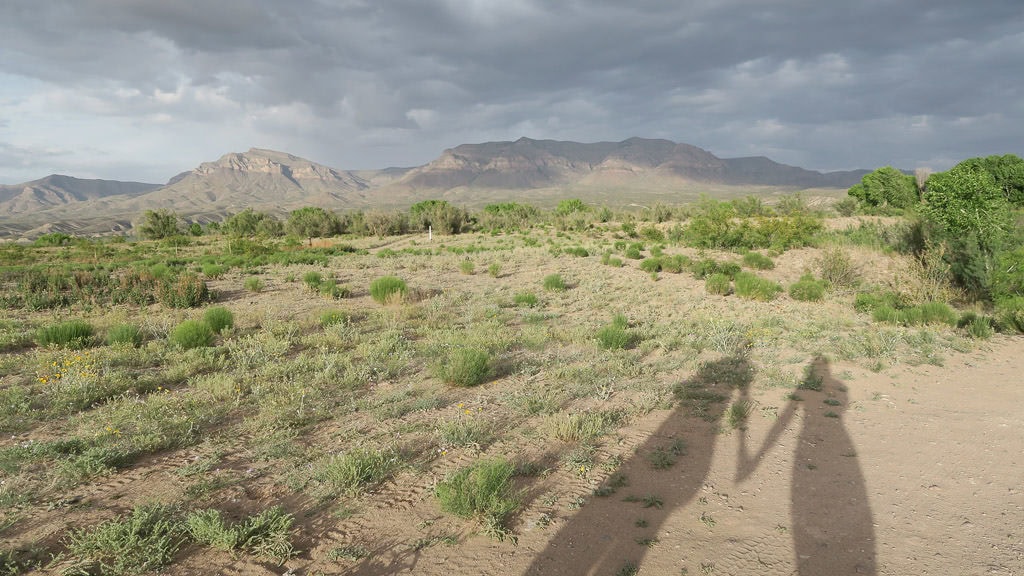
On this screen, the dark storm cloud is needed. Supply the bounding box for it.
[0,0,1021,181]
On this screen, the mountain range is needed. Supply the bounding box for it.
[0,137,868,238]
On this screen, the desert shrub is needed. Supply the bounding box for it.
[690,258,720,279]
[106,324,143,347]
[318,280,350,299]
[369,276,408,304]
[596,315,633,350]
[435,458,520,541]
[243,277,264,293]
[624,243,644,259]
[816,247,860,288]
[170,320,214,350]
[319,310,349,327]
[435,348,491,387]
[606,256,624,268]
[564,246,589,257]
[459,260,476,275]
[957,312,995,339]
[659,254,690,273]
[733,272,783,301]
[202,307,234,334]
[315,447,401,497]
[872,301,958,326]
[302,271,323,290]
[742,252,775,270]
[705,273,731,295]
[542,274,566,291]
[789,274,826,302]
[36,320,94,348]
[639,258,662,273]
[487,263,501,277]
[156,273,210,308]
[551,409,624,441]
[995,297,1024,333]
[639,226,665,242]
[187,506,295,563]
[513,292,538,307]
[201,264,227,279]
[66,503,185,576]
[853,290,905,313]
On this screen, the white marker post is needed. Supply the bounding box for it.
[428,225,432,242]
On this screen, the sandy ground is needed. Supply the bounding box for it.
[285,337,1024,576]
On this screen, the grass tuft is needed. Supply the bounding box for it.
[369,276,408,304]
[435,458,520,541]
[170,320,214,350]
[36,320,94,349]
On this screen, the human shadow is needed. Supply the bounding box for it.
[524,354,753,575]
[737,356,876,575]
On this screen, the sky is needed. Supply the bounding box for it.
[1,1,1021,185]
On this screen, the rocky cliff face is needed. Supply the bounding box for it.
[0,175,159,215]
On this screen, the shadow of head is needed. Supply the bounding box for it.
[806,355,849,409]
[673,354,754,422]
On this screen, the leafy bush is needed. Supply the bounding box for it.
[106,324,143,347]
[733,272,783,301]
[705,273,731,295]
[542,274,566,291]
[36,320,94,348]
[170,320,214,350]
[513,292,538,307]
[435,347,491,387]
[789,274,826,302]
[67,503,185,576]
[156,273,210,308]
[202,307,234,334]
[369,276,408,304]
[435,458,520,541]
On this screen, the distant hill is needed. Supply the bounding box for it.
[0,175,160,216]
[0,139,869,238]
[397,137,867,191]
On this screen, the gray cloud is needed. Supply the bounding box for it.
[1,0,1021,182]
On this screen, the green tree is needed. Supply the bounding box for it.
[286,206,340,245]
[138,209,181,240]
[951,154,1024,206]
[222,209,281,237]
[188,222,203,236]
[847,166,918,210]
[923,164,1011,253]
[409,200,471,235]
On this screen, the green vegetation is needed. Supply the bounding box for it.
[435,348,492,387]
[435,458,520,541]
[789,274,826,302]
[542,274,567,291]
[202,306,234,334]
[369,276,408,304]
[0,169,1018,572]
[106,324,144,347]
[66,503,184,576]
[733,272,783,301]
[170,320,214,350]
[36,320,94,348]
